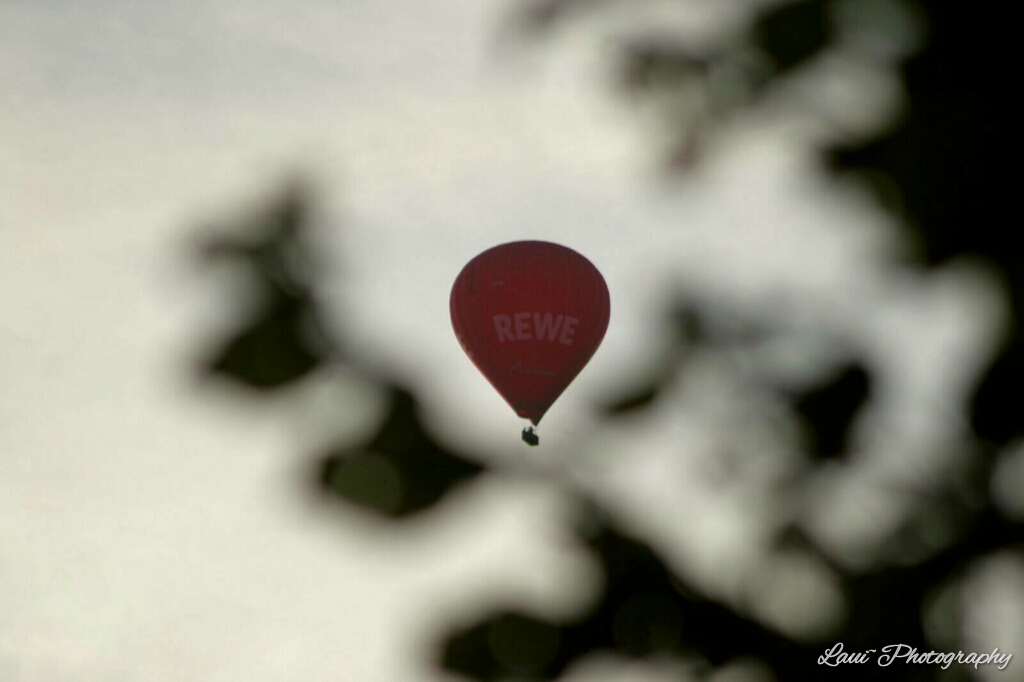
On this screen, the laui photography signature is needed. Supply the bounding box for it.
[819,643,1012,671]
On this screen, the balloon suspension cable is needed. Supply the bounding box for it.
[521,425,539,446]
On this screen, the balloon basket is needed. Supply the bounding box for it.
[521,426,539,446]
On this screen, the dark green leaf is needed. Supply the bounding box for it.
[753,0,832,74]
[788,362,871,460]
[205,291,324,390]
[318,387,486,518]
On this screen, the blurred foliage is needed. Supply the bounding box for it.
[204,287,325,389]
[317,386,486,518]
[189,1,1022,681]
[442,502,811,680]
[789,362,871,461]
[199,179,338,390]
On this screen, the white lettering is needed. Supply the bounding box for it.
[493,315,514,342]
[560,316,579,345]
[819,643,1013,671]
[879,644,915,666]
[819,644,876,666]
[494,313,582,343]
[533,313,563,341]
[514,312,532,340]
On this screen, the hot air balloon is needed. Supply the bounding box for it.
[450,241,610,445]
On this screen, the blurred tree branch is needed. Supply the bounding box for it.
[184,1,1022,680]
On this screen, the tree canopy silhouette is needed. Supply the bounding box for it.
[188,2,1022,680]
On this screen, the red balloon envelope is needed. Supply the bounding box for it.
[450,241,610,429]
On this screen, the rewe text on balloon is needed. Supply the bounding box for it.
[492,313,580,345]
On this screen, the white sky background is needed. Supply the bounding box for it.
[1,0,1018,680]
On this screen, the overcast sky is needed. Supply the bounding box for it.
[1,1,1012,681]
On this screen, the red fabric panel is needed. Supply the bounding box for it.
[450,241,611,425]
